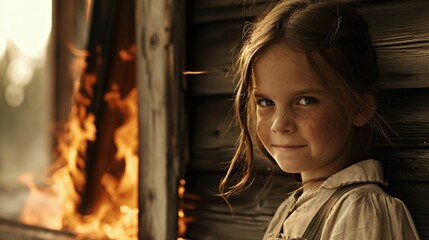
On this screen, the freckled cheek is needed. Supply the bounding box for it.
[305,114,340,144]
[256,114,271,141]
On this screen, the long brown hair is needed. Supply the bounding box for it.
[219,0,390,199]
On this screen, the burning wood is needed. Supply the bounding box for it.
[18,0,139,238]
[18,59,139,239]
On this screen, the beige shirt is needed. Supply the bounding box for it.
[263,159,420,240]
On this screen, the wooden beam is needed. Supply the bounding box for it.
[0,218,75,240]
[52,0,90,124]
[137,0,186,239]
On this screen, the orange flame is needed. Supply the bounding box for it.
[182,70,208,75]
[178,179,187,237]
[18,45,139,239]
[119,45,136,62]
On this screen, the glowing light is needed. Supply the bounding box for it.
[182,70,208,75]
[6,57,34,86]
[119,45,136,61]
[0,1,7,60]
[5,84,25,107]
[0,0,52,59]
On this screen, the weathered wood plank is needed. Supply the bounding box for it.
[0,218,75,240]
[53,0,90,123]
[387,181,429,239]
[187,0,429,95]
[186,19,243,96]
[190,96,237,150]
[183,170,298,240]
[381,149,429,182]
[187,19,243,70]
[378,88,429,148]
[361,1,429,88]
[137,0,185,239]
[188,1,265,23]
[186,67,235,96]
[191,147,278,173]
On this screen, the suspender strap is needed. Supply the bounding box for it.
[301,183,368,240]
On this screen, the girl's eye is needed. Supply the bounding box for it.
[257,99,274,107]
[297,97,318,105]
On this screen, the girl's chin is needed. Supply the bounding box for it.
[276,163,303,174]
[274,156,307,173]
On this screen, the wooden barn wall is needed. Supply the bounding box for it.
[184,0,429,239]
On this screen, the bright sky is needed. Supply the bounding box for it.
[0,0,52,59]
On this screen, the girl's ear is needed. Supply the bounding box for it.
[353,94,377,127]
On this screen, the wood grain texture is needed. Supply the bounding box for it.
[137,0,185,239]
[187,0,429,96]
[387,181,429,239]
[381,149,429,182]
[182,171,298,240]
[0,218,75,240]
[378,88,429,148]
[53,0,90,123]
[189,96,237,150]
[188,0,267,23]
[361,1,429,89]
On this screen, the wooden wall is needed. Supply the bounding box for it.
[183,0,429,239]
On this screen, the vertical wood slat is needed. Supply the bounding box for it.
[52,0,90,124]
[136,0,168,239]
[137,0,186,239]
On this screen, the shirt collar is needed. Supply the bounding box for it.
[321,159,388,189]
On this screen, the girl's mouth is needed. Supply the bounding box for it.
[273,144,306,150]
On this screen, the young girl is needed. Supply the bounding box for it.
[219,0,420,239]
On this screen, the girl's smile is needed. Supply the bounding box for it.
[252,42,361,183]
[273,144,306,150]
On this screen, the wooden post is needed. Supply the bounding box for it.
[136,0,186,239]
[52,0,90,124]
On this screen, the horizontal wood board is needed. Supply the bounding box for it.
[182,171,298,240]
[0,218,75,240]
[186,0,429,96]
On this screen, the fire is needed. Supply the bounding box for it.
[177,178,200,240]
[18,45,139,239]
[182,70,208,75]
[178,179,187,237]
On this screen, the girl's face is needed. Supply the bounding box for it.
[252,42,360,182]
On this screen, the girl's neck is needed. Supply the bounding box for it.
[300,177,328,191]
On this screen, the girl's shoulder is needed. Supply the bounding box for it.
[323,183,420,239]
[336,182,405,210]
[323,182,416,228]
[344,182,387,195]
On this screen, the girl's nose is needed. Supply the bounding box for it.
[271,112,297,134]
